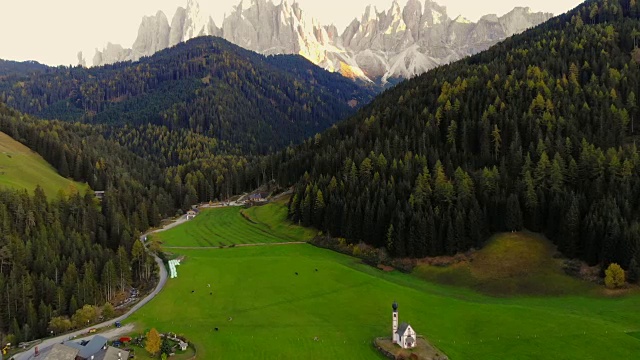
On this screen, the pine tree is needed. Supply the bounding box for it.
[313,190,325,229]
[116,247,132,293]
[386,224,395,253]
[628,91,637,134]
[628,258,640,284]
[505,194,523,232]
[58,151,70,178]
[491,124,502,160]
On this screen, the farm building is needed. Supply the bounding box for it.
[391,301,417,349]
[63,335,108,359]
[248,192,269,203]
[186,208,199,220]
[179,340,188,351]
[92,346,130,360]
[43,336,129,360]
[43,344,79,360]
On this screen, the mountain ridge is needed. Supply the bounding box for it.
[83,0,553,83]
[1,36,375,154]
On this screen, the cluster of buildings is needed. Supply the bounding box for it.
[43,336,129,360]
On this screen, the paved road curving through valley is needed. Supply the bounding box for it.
[12,202,247,360]
[11,214,194,360]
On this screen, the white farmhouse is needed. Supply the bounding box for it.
[392,301,417,349]
[186,209,199,220]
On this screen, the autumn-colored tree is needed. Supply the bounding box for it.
[71,305,98,329]
[48,316,72,335]
[102,302,115,319]
[145,328,162,356]
[604,263,625,289]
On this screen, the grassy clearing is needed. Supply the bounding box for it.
[132,206,640,359]
[155,202,314,248]
[129,244,640,359]
[0,131,89,197]
[414,232,596,296]
[241,197,316,242]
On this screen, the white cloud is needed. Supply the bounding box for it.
[0,0,584,66]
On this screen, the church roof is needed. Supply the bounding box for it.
[396,322,411,336]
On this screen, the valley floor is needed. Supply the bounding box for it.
[128,203,640,359]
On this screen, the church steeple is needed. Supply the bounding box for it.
[392,301,399,343]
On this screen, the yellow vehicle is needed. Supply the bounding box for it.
[89,328,97,333]
[2,343,11,355]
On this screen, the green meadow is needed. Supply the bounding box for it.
[154,203,315,247]
[0,131,89,197]
[130,201,640,359]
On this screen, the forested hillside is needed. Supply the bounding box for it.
[0,91,287,342]
[0,103,172,343]
[0,59,48,77]
[269,0,640,270]
[0,37,375,153]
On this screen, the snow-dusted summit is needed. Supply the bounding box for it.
[83,0,552,83]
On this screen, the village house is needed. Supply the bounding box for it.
[94,191,105,201]
[248,192,269,203]
[391,301,417,349]
[186,208,199,220]
[178,340,188,351]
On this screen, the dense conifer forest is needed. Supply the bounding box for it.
[0,103,170,342]
[0,37,375,153]
[272,0,640,271]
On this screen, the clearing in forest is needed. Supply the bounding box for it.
[0,131,89,197]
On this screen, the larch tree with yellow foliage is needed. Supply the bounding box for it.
[145,328,162,356]
[604,263,626,289]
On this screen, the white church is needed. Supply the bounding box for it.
[392,301,417,349]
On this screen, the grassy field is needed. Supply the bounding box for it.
[155,203,315,247]
[0,131,89,197]
[242,197,316,241]
[129,244,640,360]
[129,201,640,359]
[414,232,597,296]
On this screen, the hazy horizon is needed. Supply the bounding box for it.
[0,0,584,66]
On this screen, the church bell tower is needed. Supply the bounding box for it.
[392,301,399,343]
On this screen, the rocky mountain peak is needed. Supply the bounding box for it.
[87,0,553,83]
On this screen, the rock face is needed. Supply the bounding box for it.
[88,0,553,82]
[77,51,86,67]
[93,43,131,66]
[132,11,171,59]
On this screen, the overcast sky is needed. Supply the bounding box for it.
[0,0,584,66]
